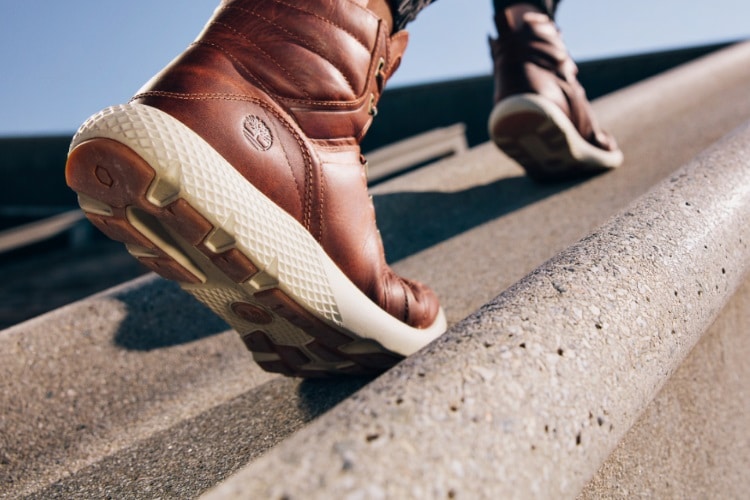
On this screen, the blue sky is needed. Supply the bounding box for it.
[1,1,748,137]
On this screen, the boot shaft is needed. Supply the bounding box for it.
[489,5,621,165]
[140,0,407,142]
[490,6,575,104]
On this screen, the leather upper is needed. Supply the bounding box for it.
[490,6,619,153]
[131,0,438,329]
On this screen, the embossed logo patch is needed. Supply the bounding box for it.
[243,115,273,151]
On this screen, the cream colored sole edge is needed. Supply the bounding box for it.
[489,93,624,171]
[69,103,447,360]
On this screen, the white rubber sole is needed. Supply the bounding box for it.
[66,103,446,376]
[489,93,623,181]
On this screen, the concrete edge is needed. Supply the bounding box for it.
[0,209,84,254]
[365,124,467,183]
[4,41,750,498]
[203,120,750,499]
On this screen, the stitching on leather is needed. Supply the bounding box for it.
[224,5,358,97]
[265,115,307,224]
[399,279,410,324]
[213,21,313,100]
[317,160,326,242]
[302,150,314,233]
[131,90,317,231]
[189,40,365,112]
[191,40,272,96]
[210,2,382,108]
[276,27,388,108]
[131,90,260,102]
[381,271,390,318]
[316,145,357,153]
[279,93,369,108]
[267,0,372,52]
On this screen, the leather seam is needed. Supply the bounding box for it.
[280,92,370,108]
[315,145,358,153]
[317,162,326,242]
[191,40,273,97]
[265,0,372,52]
[223,5,358,97]
[212,21,313,100]
[265,116,308,225]
[399,279,410,324]
[195,38,374,110]
[130,90,316,231]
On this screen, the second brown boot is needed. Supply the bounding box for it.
[65,0,446,377]
[488,5,623,181]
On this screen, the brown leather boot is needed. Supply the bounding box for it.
[488,4,623,181]
[65,0,446,377]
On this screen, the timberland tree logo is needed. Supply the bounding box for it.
[243,115,273,151]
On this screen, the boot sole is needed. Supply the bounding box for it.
[489,93,623,182]
[65,103,446,377]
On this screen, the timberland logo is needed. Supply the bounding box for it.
[243,115,273,151]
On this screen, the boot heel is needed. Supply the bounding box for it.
[67,104,445,375]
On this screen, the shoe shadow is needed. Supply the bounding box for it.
[113,277,229,350]
[295,376,373,416]
[33,375,373,498]
[374,174,580,262]
[113,173,579,350]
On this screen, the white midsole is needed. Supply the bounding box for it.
[71,103,446,356]
[489,93,623,169]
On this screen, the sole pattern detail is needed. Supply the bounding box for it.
[489,93,623,182]
[66,104,446,376]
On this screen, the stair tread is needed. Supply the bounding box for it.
[3,41,750,499]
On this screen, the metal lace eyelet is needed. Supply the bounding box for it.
[368,93,378,117]
[376,57,386,78]
[375,57,386,91]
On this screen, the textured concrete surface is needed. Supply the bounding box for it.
[580,277,750,499]
[0,277,371,499]
[0,277,262,498]
[205,119,750,499]
[2,42,750,498]
[0,239,147,329]
[379,41,750,324]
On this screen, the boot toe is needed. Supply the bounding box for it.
[379,271,441,330]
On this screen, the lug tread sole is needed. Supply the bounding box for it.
[66,137,402,377]
[490,94,622,182]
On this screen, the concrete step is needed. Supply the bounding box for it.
[205,43,750,499]
[366,124,468,184]
[2,41,750,499]
[0,210,86,255]
[208,118,750,499]
[580,275,750,498]
[376,40,750,325]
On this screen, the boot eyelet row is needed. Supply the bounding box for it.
[375,57,386,90]
[368,93,378,117]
